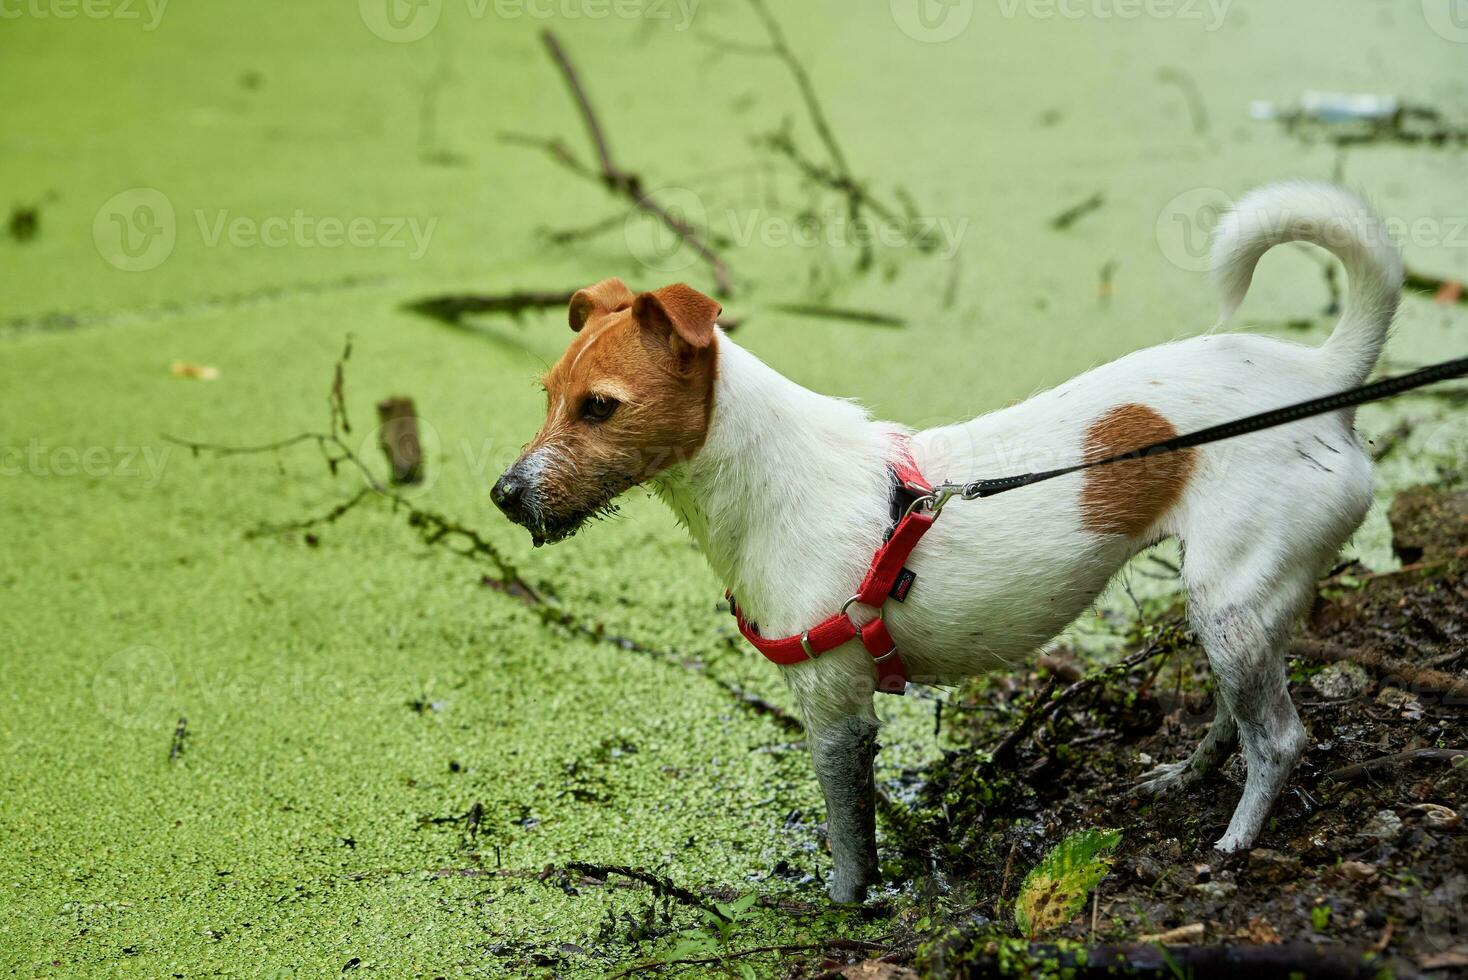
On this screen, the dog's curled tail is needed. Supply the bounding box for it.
[1210,180,1404,385]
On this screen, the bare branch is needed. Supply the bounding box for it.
[499,31,733,295]
[1325,748,1468,782]
[540,31,616,177]
[168,345,785,731]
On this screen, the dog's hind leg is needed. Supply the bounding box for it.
[1193,596,1311,852]
[1170,438,1370,849]
[1136,699,1237,795]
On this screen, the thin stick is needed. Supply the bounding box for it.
[521,31,731,295]
[243,487,374,539]
[990,637,1173,766]
[566,863,730,923]
[745,0,849,179]
[168,717,188,762]
[1157,66,1209,135]
[1324,748,1467,782]
[991,676,1059,765]
[1408,268,1468,306]
[1291,638,1468,700]
[610,938,887,978]
[1317,547,1467,587]
[770,303,906,328]
[743,0,922,267]
[497,132,595,180]
[540,31,615,176]
[997,837,1020,920]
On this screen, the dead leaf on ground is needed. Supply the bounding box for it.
[171,361,220,381]
[1244,916,1281,945]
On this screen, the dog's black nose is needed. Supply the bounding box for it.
[492,473,526,517]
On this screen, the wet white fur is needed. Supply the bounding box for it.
[650,182,1403,900]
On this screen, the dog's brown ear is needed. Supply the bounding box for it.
[633,283,721,357]
[568,278,635,332]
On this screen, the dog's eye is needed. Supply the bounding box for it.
[580,394,618,422]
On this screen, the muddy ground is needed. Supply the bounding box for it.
[759,479,1466,979]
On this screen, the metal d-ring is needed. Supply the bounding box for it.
[870,645,899,664]
[843,597,898,663]
[901,493,935,520]
[841,594,885,633]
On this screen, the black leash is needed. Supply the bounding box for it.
[929,356,1468,505]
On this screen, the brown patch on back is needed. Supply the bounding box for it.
[1079,403,1194,538]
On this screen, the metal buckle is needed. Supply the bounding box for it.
[901,486,956,520]
[799,631,817,659]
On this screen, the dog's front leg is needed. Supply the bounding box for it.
[809,715,881,902]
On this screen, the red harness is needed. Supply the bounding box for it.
[727,439,935,696]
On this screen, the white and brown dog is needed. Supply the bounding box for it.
[493,182,1403,902]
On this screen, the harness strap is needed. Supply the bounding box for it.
[728,436,933,695]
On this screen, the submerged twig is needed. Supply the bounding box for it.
[1050,192,1105,231]
[168,717,188,763]
[566,862,730,923]
[404,289,574,325]
[726,684,803,734]
[770,303,906,328]
[1267,100,1468,149]
[741,0,930,266]
[500,31,731,294]
[610,938,888,978]
[168,344,796,732]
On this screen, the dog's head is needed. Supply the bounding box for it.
[492,278,721,545]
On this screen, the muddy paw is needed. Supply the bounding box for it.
[1134,759,1199,797]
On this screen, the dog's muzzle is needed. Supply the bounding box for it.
[491,469,531,525]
